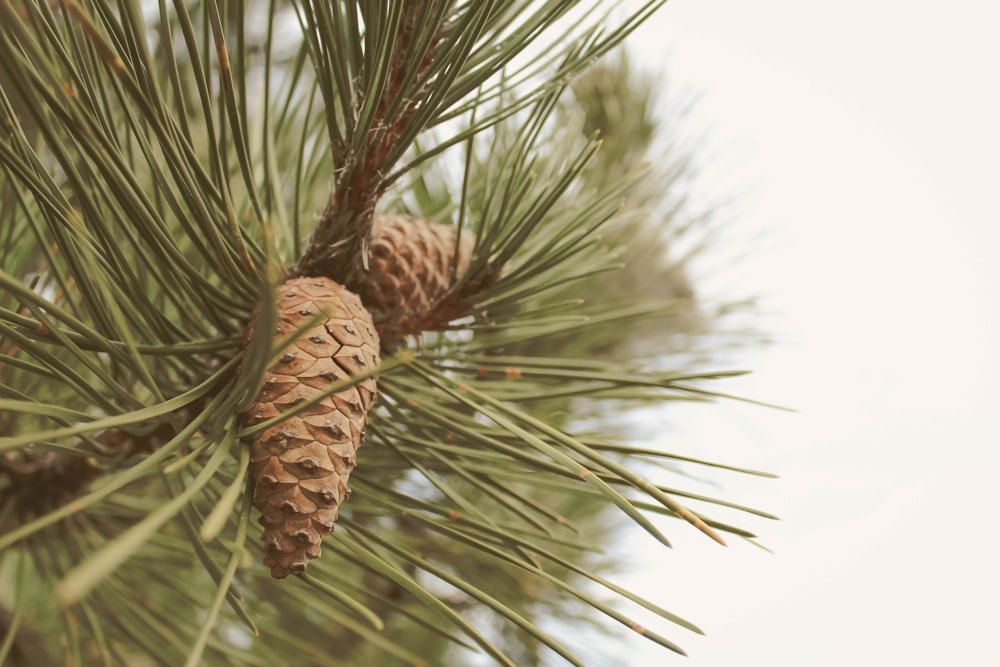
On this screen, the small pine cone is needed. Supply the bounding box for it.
[356,214,476,346]
[0,450,97,522]
[246,277,379,579]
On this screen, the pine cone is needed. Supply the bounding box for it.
[0,450,97,522]
[355,214,476,346]
[246,277,379,579]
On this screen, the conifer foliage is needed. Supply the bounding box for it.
[0,2,773,665]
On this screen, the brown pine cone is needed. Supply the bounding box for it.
[354,214,476,346]
[245,277,379,578]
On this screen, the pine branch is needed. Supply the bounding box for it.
[0,2,772,665]
[295,2,455,282]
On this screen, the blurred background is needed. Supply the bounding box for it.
[617,1,1000,664]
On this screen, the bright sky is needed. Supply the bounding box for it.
[610,1,1000,665]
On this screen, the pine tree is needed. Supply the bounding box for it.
[0,2,774,665]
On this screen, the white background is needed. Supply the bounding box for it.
[614,1,1000,665]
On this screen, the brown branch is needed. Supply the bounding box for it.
[295,10,450,283]
[0,605,50,667]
